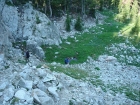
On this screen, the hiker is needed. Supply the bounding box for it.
[73,56,77,60]
[25,50,30,62]
[64,57,70,64]
[71,56,77,60]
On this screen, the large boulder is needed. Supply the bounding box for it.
[32,89,54,105]
[14,88,33,104]
[3,87,15,101]
[98,55,117,62]
[15,89,28,100]
[48,86,59,101]
[26,40,45,59]
[18,78,33,90]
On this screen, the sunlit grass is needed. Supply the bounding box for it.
[137,33,140,41]
[121,23,134,34]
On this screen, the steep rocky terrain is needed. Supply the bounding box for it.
[0,1,140,105]
[0,52,139,105]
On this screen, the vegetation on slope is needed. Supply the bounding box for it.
[43,10,140,67]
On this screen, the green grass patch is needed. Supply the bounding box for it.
[43,23,126,64]
[11,97,19,105]
[18,59,26,64]
[36,64,42,68]
[90,79,104,87]
[12,41,26,51]
[125,90,140,102]
[106,84,140,102]
[5,65,10,69]
[69,100,74,105]
[48,64,103,86]
[95,67,100,70]
[49,64,88,79]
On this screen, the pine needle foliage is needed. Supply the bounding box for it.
[74,16,83,31]
[65,15,71,32]
[131,14,140,34]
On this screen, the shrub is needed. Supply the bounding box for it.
[12,0,29,5]
[95,67,100,70]
[65,15,71,32]
[89,8,96,18]
[69,100,74,105]
[36,15,41,24]
[36,64,42,68]
[11,97,19,105]
[75,17,82,31]
[6,1,13,6]
[47,22,51,25]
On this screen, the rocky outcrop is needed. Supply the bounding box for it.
[2,2,62,44]
[0,54,139,105]
[0,1,12,68]
[26,40,45,59]
[1,1,62,59]
[0,21,12,56]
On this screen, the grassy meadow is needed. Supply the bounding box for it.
[42,10,140,66]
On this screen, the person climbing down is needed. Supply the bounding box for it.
[64,57,70,64]
[25,50,30,62]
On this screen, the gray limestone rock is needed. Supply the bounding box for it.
[33,89,54,105]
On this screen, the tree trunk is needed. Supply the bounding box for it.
[44,5,47,14]
[81,0,85,17]
[64,0,67,12]
[48,0,52,17]
[67,0,71,13]
[99,0,103,11]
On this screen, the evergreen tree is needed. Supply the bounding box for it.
[117,0,134,22]
[111,0,120,9]
[130,0,139,22]
[75,16,82,31]
[65,14,71,32]
[87,0,97,18]
[129,0,140,35]
[99,0,103,11]
[131,12,140,34]
[117,0,140,35]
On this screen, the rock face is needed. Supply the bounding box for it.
[2,3,61,45]
[26,40,45,59]
[0,22,12,54]
[1,1,62,59]
[0,1,12,69]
